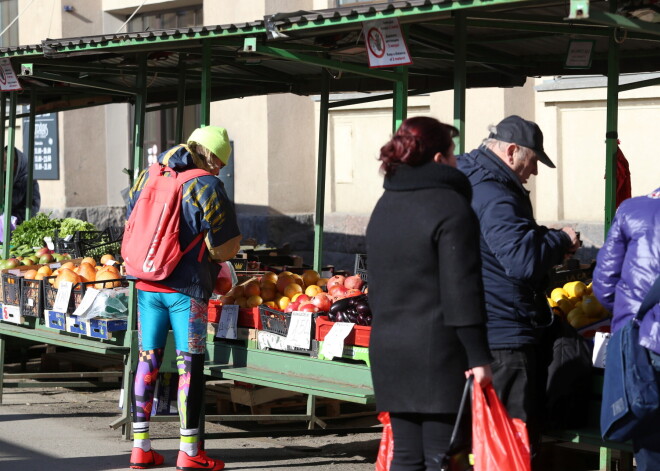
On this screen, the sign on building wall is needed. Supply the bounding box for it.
[22,106,60,180]
[362,18,412,68]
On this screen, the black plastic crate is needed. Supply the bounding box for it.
[1,273,21,305]
[44,276,128,313]
[257,305,320,355]
[20,278,44,318]
[79,227,123,261]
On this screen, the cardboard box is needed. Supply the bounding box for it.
[1,303,24,324]
[65,314,89,335]
[86,317,128,340]
[45,310,66,330]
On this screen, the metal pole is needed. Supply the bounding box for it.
[453,12,467,154]
[131,53,147,184]
[176,54,187,143]
[201,41,212,127]
[604,2,620,236]
[25,91,36,222]
[313,72,330,272]
[392,26,409,133]
[0,93,5,214]
[2,93,17,258]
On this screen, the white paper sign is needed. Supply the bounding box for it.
[285,311,313,349]
[2,304,22,324]
[72,288,100,316]
[592,331,611,368]
[216,304,239,339]
[363,18,412,68]
[257,330,289,350]
[44,236,55,251]
[0,58,22,91]
[320,322,355,360]
[52,280,74,313]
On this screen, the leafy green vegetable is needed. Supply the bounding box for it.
[59,218,96,237]
[10,212,62,249]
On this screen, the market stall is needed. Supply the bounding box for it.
[1,0,660,465]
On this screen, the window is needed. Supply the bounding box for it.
[127,6,203,160]
[0,0,18,47]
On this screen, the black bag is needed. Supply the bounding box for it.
[438,376,473,471]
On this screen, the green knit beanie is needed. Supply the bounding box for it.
[187,126,232,164]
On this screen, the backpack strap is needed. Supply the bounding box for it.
[636,275,660,321]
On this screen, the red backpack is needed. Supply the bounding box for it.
[121,163,212,281]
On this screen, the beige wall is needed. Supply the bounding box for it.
[536,79,660,223]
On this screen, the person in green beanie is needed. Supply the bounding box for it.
[125,126,241,471]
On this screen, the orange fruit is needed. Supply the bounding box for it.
[283,283,303,299]
[305,285,322,297]
[243,280,261,298]
[60,261,75,271]
[246,295,263,308]
[276,274,295,294]
[261,272,278,285]
[276,296,291,310]
[100,254,115,265]
[292,274,304,288]
[94,270,121,289]
[316,278,329,288]
[37,265,53,277]
[235,296,248,308]
[81,257,97,267]
[302,270,320,287]
[23,269,38,280]
[260,283,277,302]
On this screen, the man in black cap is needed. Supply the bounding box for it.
[457,115,580,455]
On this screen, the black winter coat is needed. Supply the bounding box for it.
[457,147,571,348]
[366,162,492,414]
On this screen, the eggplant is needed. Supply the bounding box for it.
[355,302,371,316]
[344,308,358,323]
[335,311,345,323]
[327,311,337,322]
[356,313,368,326]
[330,296,353,313]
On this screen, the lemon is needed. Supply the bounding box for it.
[563,281,587,299]
[581,295,604,318]
[567,307,592,329]
[547,297,558,308]
[556,298,574,316]
[551,287,570,303]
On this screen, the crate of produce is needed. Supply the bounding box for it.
[20,278,44,318]
[1,272,21,305]
[257,305,319,354]
[79,227,123,261]
[316,341,371,367]
[44,276,127,314]
[315,315,371,348]
[239,307,262,329]
[353,253,368,282]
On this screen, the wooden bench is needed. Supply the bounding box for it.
[544,370,634,471]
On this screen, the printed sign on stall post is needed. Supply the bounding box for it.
[0,58,22,91]
[363,18,413,68]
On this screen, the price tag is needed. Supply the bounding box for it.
[320,322,354,360]
[73,288,100,316]
[52,280,74,313]
[216,304,238,339]
[285,311,312,349]
[44,236,55,250]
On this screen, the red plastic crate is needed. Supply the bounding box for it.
[238,307,262,329]
[208,299,222,323]
[315,315,371,347]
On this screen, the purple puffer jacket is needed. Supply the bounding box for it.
[592,187,660,354]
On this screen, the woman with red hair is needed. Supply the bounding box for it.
[367,117,493,470]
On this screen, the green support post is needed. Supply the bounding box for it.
[392,26,409,133]
[0,93,5,215]
[25,91,36,222]
[176,55,187,143]
[2,93,17,259]
[313,73,330,272]
[131,53,147,184]
[201,41,212,127]
[453,12,467,154]
[604,3,620,236]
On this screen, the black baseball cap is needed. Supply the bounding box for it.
[488,115,555,168]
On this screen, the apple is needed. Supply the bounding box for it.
[4,258,20,269]
[52,253,64,262]
[61,253,72,260]
[21,258,35,266]
[299,303,319,313]
[329,284,348,298]
[310,293,332,311]
[35,247,52,257]
[39,254,54,264]
[344,274,364,291]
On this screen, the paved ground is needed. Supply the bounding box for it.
[0,384,383,471]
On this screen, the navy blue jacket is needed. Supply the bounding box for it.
[10,147,41,225]
[457,146,571,348]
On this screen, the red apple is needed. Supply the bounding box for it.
[285,301,301,313]
[344,274,364,291]
[310,293,332,311]
[329,284,348,298]
[293,294,311,304]
[299,303,319,313]
[35,247,52,257]
[326,275,346,290]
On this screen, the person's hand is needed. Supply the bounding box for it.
[466,364,492,386]
[562,226,581,257]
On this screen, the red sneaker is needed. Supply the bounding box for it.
[176,450,225,470]
[129,447,164,469]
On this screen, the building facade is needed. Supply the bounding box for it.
[5,0,660,268]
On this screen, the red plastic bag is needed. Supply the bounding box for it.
[472,382,531,471]
[375,412,394,471]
